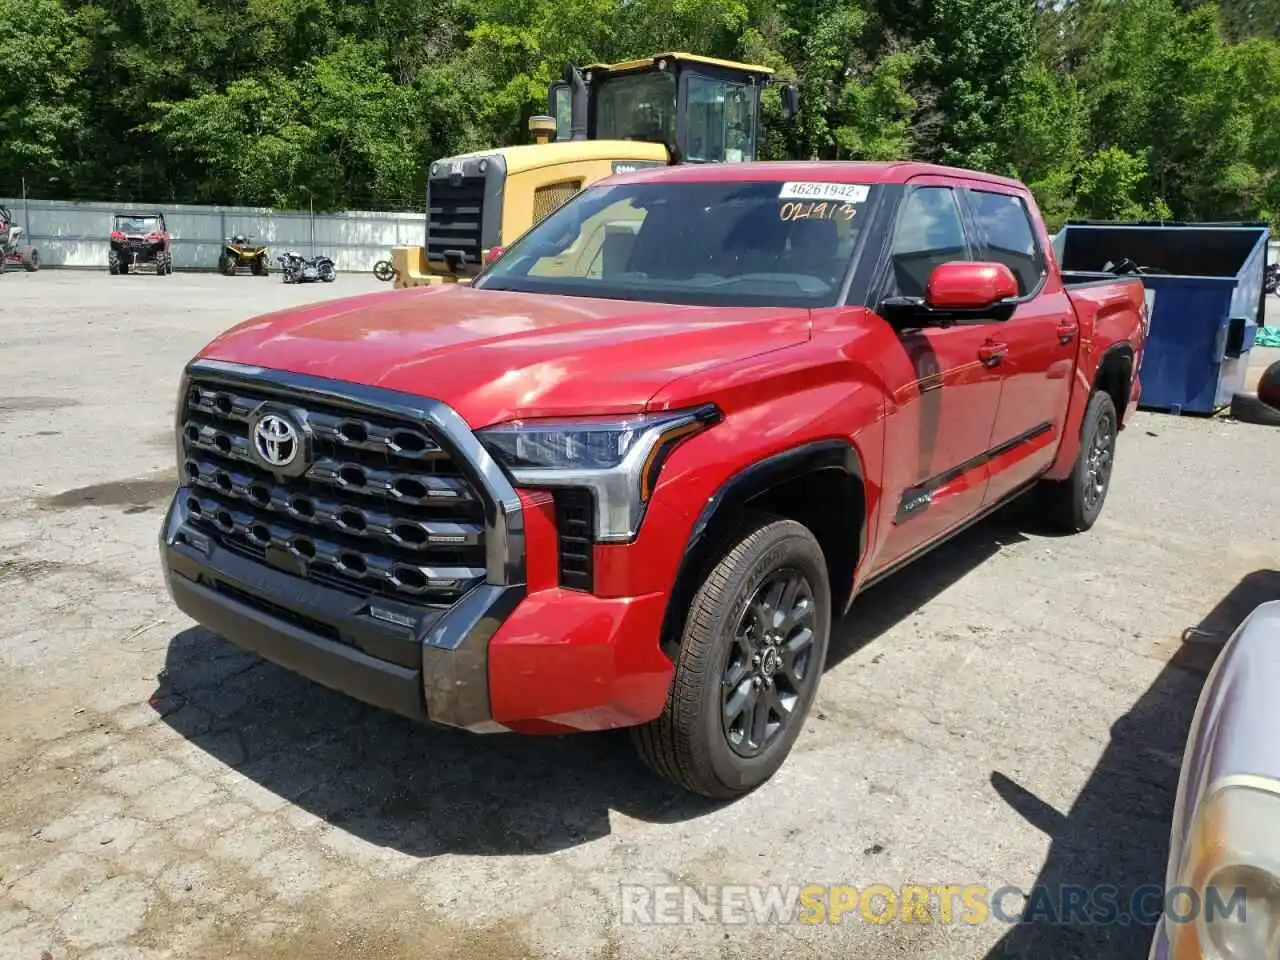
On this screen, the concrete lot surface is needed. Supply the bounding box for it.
[2,273,1280,959]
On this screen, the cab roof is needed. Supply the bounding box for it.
[601,160,1029,191]
[583,52,775,78]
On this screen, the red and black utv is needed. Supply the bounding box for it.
[109,211,172,276]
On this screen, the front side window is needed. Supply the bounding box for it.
[594,71,677,145]
[966,189,1045,296]
[887,187,971,299]
[686,75,755,162]
[476,180,875,308]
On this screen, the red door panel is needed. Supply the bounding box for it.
[959,186,1077,504]
[874,326,1003,571]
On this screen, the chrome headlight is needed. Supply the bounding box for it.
[476,406,719,542]
[1169,779,1280,959]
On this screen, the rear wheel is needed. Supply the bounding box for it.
[1036,389,1118,532]
[108,250,120,275]
[631,514,831,799]
[373,260,395,282]
[24,249,38,272]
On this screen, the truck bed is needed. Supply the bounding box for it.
[1060,269,1147,289]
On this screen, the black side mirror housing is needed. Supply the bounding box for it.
[779,84,799,122]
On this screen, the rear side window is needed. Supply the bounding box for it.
[966,190,1045,296]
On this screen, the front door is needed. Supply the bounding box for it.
[872,181,1007,572]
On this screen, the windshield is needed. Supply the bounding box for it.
[475,180,874,308]
[594,71,677,145]
[115,216,161,233]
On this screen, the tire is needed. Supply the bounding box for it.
[631,514,831,799]
[1229,391,1280,427]
[24,249,38,272]
[1036,389,1118,532]
[108,250,120,275]
[373,260,395,282]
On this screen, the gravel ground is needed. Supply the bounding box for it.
[2,271,1280,960]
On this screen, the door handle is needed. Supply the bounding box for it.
[978,341,1008,367]
[1056,321,1078,344]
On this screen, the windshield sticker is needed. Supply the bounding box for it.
[779,182,870,203]
[779,201,858,222]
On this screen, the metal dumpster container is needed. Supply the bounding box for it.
[1053,220,1270,414]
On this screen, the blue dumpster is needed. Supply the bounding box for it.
[1053,221,1270,414]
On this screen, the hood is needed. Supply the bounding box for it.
[197,285,811,426]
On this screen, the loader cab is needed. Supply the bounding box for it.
[548,53,795,164]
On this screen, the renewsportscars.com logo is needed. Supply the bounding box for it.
[619,883,1247,927]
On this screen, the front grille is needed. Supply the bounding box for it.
[553,489,594,591]
[426,176,485,269]
[179,379,488,605]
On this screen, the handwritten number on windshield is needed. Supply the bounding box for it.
[778,201,857,222]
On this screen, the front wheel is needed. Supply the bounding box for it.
[319,263,335,282]
[631,514,831,799]
[1036,389,1118,532]
[24,249,39,272]
[372,260,395,282]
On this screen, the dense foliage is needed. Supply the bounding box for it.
[2,0,1279,226]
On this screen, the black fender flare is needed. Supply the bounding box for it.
[659,439,868,658]
[1092,342,1136,424]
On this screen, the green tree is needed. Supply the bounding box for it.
[0,0,89,194]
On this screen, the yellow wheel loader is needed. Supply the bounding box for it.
[391,52,798,288]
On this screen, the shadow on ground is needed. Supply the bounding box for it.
[150,497,1041,858]
[828,499,1036,670]
[982,568,1280,959]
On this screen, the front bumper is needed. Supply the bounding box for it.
[160,489,673,733]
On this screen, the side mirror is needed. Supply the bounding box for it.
[547,82,571,142]
[880,261,1019,328]
[779,83,799,122]
[927,261,1019,310]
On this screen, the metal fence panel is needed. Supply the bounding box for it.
[0,197,424,273]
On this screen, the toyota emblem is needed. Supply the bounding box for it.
[253,413,300,468]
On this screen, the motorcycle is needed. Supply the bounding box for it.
[278,251,336,284]
[1266,262,1278,296]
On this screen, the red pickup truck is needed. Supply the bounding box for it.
[160,161,1148,798]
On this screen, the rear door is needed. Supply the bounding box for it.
[959,186,1078,503]
[871,178,1005,571]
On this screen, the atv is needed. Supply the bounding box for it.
[0,205,40,275]
[219,235,270,276]
[109,211,172,275]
